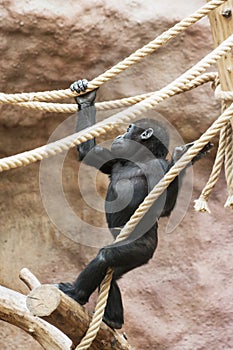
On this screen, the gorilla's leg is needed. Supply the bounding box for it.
[59,264,125,329]
[59,252,109,305]
[58,228,157,328]
[103,280,124,329]
[102,255,157,329]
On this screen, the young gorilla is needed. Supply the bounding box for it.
[58,80,212,329]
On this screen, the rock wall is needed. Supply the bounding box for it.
[0,1,233,349]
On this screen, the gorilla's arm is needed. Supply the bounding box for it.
[75,90,97,161]
[160,141,213,217]
[72,81,116,174]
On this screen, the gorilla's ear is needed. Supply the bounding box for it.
[140,128,154,140]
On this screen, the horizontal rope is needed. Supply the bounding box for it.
[0,36,233,173]
[9,72,218,114]
[0,0,226,105]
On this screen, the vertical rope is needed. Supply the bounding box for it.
[224,121,233,207]
[76,270,113,350]
[195,83,233,212]
[194,124,227,213]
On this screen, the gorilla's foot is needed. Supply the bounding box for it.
[103,315,123,329]
[56,282,88,305]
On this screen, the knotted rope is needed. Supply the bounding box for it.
[215,84,233,101]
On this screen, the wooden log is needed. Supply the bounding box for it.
[20,268,132,349]
[0,285,72,350]
[26,284,132,350]
[207,0,233,207]
[207,0,233,113]
[19,267,41,290]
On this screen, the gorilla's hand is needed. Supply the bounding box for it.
[70,79,88,93]
[70,79,97,110]
[172,141,213,163]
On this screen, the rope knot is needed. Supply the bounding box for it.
[214,83,233,101]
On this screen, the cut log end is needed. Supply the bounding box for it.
[27,284,61,316]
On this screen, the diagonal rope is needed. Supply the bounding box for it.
[10,72,218,114]
[0,0,226,104]
[0,35,233,174]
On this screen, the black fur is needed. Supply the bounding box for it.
[58,81,212,329]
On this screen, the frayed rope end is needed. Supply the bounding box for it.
[194,198,211,214]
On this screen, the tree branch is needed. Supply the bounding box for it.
[20,268,132,350]
[0,285,72,350]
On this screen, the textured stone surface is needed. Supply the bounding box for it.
[0,1,233,349]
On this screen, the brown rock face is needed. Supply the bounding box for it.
[0,1,233,349]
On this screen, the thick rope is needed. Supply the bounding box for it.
[10,72,218,114]
[224,122,233,208]
[194,82,233,212]
[215,84,233,101]
[1,36,233,174]
[0,0,226,104]
[75,269,113,350]
[224,122,233,186]
[218,96,233,209]
[214,85,233,208]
